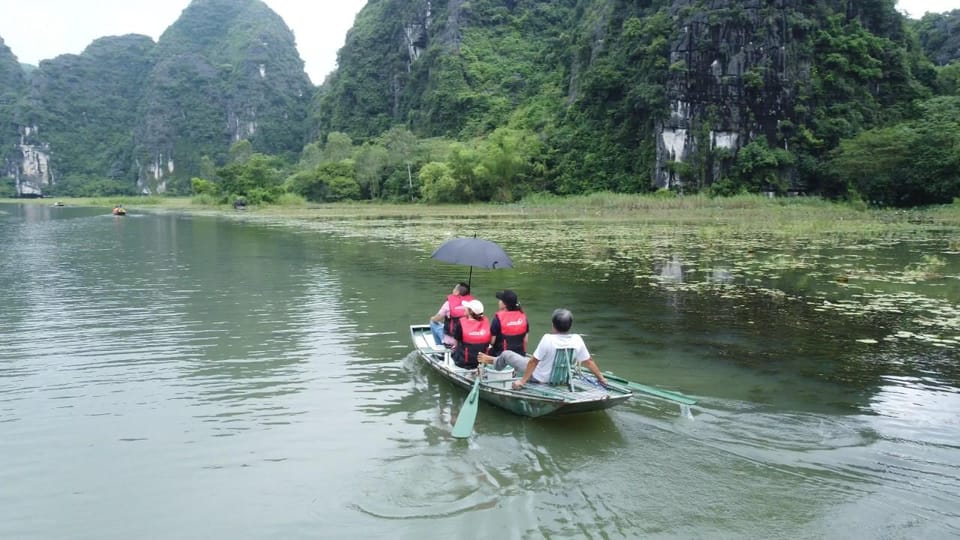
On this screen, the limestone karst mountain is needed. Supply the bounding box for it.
[4,0,311,196]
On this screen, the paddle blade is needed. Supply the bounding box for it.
[451,377,481,439]
[603,371,697,405]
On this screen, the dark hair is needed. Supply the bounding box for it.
[456,282,470,296]
[551,308,573,332]
[496,289,521,311]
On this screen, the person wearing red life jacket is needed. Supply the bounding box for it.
[451,299,490,369]
[429,282,472,348]
[478,308,608,390]
[489,289,528,356]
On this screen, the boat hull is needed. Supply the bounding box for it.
[410,324,631,418]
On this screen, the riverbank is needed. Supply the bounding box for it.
[11,193,960,236]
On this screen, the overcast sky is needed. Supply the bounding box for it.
[0,0,367,84]
[0,0,956,85]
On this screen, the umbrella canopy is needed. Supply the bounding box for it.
[431,237,514,270]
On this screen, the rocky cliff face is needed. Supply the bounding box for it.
[318,0,924,193]
[0,0,312,196]
[0,0,934,197]
[18,35,156,194]
[0,38,28,194]
[316,0,437,138]
[136,0,312,193]
[655,0,922,191]
[318,0,576,139]
[913,9,960,65]
[11,128,50,196]
[656,0,813,189]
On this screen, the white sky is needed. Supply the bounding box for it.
[0,0,956,85]
[0,0,367,84]
[898,0,960,17]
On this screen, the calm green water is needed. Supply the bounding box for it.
[1,202,958,539]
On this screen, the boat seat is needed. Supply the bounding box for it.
[483,366,514,382]
[547,347,576,391]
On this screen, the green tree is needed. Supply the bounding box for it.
[376,126,419,198]
[476,127,545,202]
[216,153,285,199]
[191,177,217,195]
[445,142,484,202]
[198,156,217,181]
[228,140,254,164]
[355,142,389,198]
[936,61,960,95]
[326,173,362,202]
[830,96,960,206]
[419,161,462,203]
[0,178,15,198]
[732,139,796,194]
[299,141,324,171]
[324,132,354,163]
[286,161,359,202]
[831,126,910,205]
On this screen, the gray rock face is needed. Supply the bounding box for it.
[655,0,812,189]
[0,37,29,194]
[15,126,51,196]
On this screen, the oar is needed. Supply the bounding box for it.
[602,371,697,406]
[452,375,481,439]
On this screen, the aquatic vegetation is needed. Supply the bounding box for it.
[903,254,947,281]
[10,195,958,352]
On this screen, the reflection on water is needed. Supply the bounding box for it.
[656,256,685,282]
[0,203,958,538]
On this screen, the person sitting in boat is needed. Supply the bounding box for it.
[489,289,528,356]
[451,299,490,369]
[428,282,473,348]
[112,204,125,215]
[478,308,608,390]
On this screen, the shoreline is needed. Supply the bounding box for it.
[6,194,960,235]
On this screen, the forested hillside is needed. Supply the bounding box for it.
[1,0,311,196]
[2,0,959,207]
[311,0,956,206]
[913,9,960,66]
[20,35,156,195]
[137,0,312,194]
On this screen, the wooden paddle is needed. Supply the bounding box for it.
[452,374,481,439]
[602,372,697,405]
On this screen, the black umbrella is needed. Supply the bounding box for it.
[431,237,513,286]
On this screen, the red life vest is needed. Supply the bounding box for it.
[493,310,528,355]
[455,316,490,368]
[445,293,474,335]
[460,316,491,344]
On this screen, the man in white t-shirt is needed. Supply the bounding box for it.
[478,308,609,390]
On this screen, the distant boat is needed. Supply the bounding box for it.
[52,201,64,207]
[112,206,126,216]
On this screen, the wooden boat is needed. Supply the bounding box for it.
[410,324,633,417]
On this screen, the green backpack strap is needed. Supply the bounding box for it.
[548,348,575,391]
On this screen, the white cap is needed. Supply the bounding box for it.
[462,299,484,315]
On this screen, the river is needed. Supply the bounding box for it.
[0,202,957,539]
